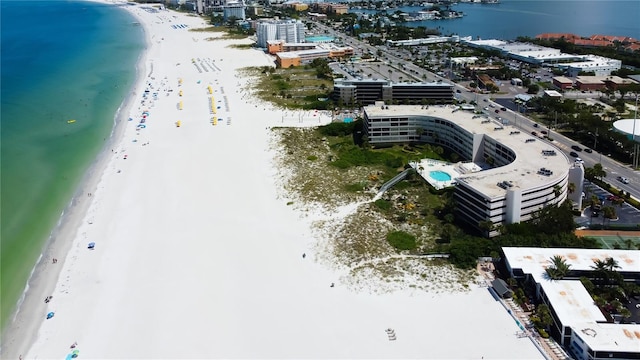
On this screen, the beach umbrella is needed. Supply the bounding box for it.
[47,312,55,319]
[66,354,74,360]
[88,242,95,249]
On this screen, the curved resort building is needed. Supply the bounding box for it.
[363,103,585,236]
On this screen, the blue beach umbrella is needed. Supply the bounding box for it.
[88,242,95,249]
[46,311,55,319]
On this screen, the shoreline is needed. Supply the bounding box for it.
[0,2,151,358]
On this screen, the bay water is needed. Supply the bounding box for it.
[350,0,640,40]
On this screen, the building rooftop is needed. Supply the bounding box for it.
[543,90,563,97]
[276,48,330,59]
[540,280,607,326]
[552,76,573,84]
[573,322,640,353]
[562,55,621,69]
[502,247,640,284]
[363,105,571,199]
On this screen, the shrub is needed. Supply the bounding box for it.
[318,122,355,137]
[306,155,318,161]
[344,182,365,192]
[374,199,392,211]
[384,156,403,169]
[537,328,550,338]
[331,159,350,169]
[386,231,417,251]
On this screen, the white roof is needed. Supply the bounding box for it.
[363,105,570,199]
[613,119,640,142]
[540,280,607,326]
[503,247,640,284]
[544,90,563,97]
[573,322,640,353]
[465,39,507,47]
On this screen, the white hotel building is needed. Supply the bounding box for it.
[256,20,306,48]
[362,104,585,235]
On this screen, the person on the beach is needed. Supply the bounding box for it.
[302,253,306,259]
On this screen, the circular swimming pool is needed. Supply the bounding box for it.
[429,170,452,181]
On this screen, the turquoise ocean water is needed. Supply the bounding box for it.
[0,0,143,328]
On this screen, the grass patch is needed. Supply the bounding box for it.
[307,155,318,161]
[240,66,333,110]
[189,26,220,32]
[386,231,417,251]
[228,44,253,49]
[374,199,392,211]
[345,182,366,192]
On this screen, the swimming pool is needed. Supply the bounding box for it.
[306,35,334,42]
[429,170,452,182]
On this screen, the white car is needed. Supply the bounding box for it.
[617,176,630,184]
[575,158,584,164]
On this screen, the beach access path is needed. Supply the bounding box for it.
[3,3,545,359]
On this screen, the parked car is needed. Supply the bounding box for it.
[575,157,584,163]
[541,130,548,135]
[495,109,500,113]
[617,176,630,184]
[500,107,507,111]
[584,148,593,153]
[571,145,582,152]
[607,195,621,202]
[533,123,539,128]
[570,151,579,157]
[531,131,537,136]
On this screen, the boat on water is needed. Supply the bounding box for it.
[67,119,76,124]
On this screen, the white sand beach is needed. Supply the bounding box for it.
[4,3,544,359]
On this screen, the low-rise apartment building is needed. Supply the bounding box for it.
[333,79,453,106]
[502,247,640,360]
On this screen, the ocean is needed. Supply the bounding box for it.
[0,0,143,328]
[350,0,640,40]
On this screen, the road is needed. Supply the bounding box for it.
[311,22,640,200]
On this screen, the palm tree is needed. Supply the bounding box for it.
[604,257,620,272]
[546,255,571,280]
[568,182,576,194]
[602,206,617,225]
[593,163,607,180]
[591,259,609,286]
[624,238,634,250]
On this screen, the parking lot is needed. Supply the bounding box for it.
[580,180,640,228]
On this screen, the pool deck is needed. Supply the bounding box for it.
[411,159,481,190]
